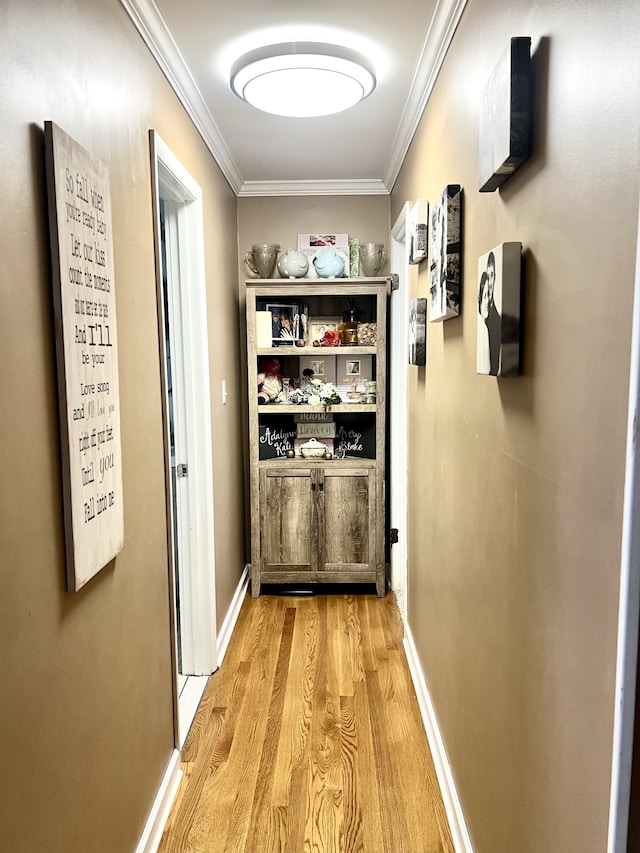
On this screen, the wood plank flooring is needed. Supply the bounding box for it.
[159,590,454,853]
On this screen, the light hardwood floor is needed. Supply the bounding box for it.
[159,590,454,853]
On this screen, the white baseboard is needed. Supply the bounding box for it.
[216,564,249,665]
[137,566,249,852]
[135,748,182,853]
[403,625,474,853]
[178,675,209,748]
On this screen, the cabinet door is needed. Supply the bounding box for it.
[319,468,375,572]
[259,468,316,572]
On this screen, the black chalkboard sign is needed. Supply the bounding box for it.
[334,415,376,459]
[258,415,297,459]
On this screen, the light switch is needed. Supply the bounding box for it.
[221,379,228,405]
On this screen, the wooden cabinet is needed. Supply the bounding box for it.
[259,464,376,577]
[246,277,390,597]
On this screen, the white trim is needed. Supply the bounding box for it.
[389,204,411,621]
[607,194,640,852]
[384,0,469,191]
[404,625,474,853]
[177,675,209,748]
[180,566,249,743]
[238,178,389,197]
[119,0,243,193]
[217,565,250,665]
[154,133,218,678]
[135,749,182,853]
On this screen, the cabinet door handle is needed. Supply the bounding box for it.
[318,482,324,491]
[311,481,317,491]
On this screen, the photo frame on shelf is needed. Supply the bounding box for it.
[409,199,429,265]
[476,241,522,377]
[409,298,427,365]
[479,37,532,193]
[309,317,340,344]
[298,233,349,278]
[337,354,372,384]
[429,184,462,322]
[299,355,336,384]
[266,302,301,345]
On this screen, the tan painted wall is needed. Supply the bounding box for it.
[237,196,390,268]
[0,1,243,851]
[391,1,640,851]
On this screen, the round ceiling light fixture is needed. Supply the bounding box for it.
[230,42,376,118]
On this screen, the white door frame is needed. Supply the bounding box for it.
[607,193,640,852]
[150,131,217,747]
[389,203,411,621]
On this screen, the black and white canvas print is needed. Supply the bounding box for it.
[409,199,429,265]
[429,184,462,322]
[478,37,532,192]
[409,298,427,366]
[477,242,522,377]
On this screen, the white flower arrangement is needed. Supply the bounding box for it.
[286,378,342,409]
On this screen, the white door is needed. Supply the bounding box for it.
[151,132,217,747]
[389,204,411,622]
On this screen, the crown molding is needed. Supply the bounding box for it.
[237,179,390,197]
[383,0,469,191]
[120,0,467,199]
[119,0,244,194]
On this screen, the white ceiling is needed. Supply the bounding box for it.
[121,0,467,196]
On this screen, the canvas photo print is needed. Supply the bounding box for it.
[409,199,429,265]
[478,37,532,192]
[476,241,522,377]
[429,184,462,322]
[409,298,427,366]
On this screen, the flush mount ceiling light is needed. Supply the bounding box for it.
[230,42,376,117]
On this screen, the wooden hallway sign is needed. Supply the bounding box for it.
[45,122,124,591]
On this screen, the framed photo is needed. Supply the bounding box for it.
[477,241,522,377]
[409,298,427,365]
[409,199,429,265]
[479,37,532,192]
[429,184,462,322]
[298,233,349,278]
[299,355,336,384]
[266,302,300,345]
[337,354,372,384]
[309,317,340,344]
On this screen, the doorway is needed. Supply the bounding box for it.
[150,131,218,748]
[389,203,411,622]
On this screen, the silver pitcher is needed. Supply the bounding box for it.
[245,242,280,278]
[359,242,386,277]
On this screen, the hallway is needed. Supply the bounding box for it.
[159,590,454,852]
